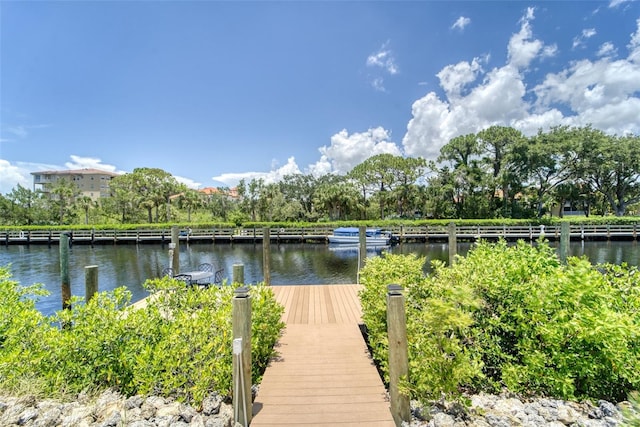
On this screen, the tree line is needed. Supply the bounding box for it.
[1,125,638,226]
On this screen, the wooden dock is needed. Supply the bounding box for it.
[251,285,395,427]
[2,224,638,246]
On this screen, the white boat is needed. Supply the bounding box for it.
[328,227,394,245]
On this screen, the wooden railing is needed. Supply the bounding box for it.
[1,224,637,245]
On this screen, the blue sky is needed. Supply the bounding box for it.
[1,0,639,194]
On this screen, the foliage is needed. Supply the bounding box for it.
[0,270,284,405]
[623,391,640,426]
[358,240,640,404]
[2,126,640,226]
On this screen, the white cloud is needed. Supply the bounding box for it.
[371,77,386,92]
[401,8,640,164]
[451,16,471,31]
[629,18,640,62]
[366,42,399,91]
[507,7,548,69]
[212,157,302,188]
[310,127,402,175]
[573,28,597,49]
[0,159,32,194]
[64,155,119,173]
[534,56,640,113]
[609,0,634,8]
[175,176,202,189]
[366,43,399,75]
[436,57,484,98]
[597,42,618,57]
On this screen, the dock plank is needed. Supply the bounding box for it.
[251,285,394,427]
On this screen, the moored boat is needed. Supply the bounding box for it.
[328,227,395,245]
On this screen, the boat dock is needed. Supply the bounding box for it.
[1,224,638,245]
[251,284,395,426]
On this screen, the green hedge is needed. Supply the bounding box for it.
[2,216,638,235]
[359,240,640,404]
[0,270,284,404]
[4,216,638,232]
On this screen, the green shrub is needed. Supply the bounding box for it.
[0,270,284,405]
[359,240,640,404]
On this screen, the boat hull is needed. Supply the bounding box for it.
[328,235,391,245]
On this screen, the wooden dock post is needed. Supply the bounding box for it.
[85,265,98,302]
[232,286,252,427]
[60,232,71,310]
[448,222,457,265]
[263,227,271,286]
[387,284,410,426]
[171,226,180,274]
[233,263,245,285]
[560,222,570,264]
[358,225,367,271]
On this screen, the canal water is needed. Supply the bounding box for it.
[1,240,638,317]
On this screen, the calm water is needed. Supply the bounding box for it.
[1,240,638,316]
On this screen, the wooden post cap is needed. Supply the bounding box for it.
[387,284,403,295]
[234,286,250,298]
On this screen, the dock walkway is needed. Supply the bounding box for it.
[251,285,395,427]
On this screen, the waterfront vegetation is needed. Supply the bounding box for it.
[0,269,284,405]
[359,239,640,405]
[1,216,640,237]
[0,236,639,419]
[2,126,639,227]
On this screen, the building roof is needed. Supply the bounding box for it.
[199,187,239,198]
[31,168,120,177]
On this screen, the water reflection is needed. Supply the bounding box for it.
[0,240,637,317]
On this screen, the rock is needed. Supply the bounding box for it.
[557,406,579,425]
[484,413,511,427]
[432,412,456,427]
[128,421,155,427]
[202,394,223,416]
[180,404,198,423]
[146,396,167,409]
[33,407,62,427]
[95,401,124,423]
[599,401,618,418]
[140,399,157,419]
[155,402,181,418]
[493,398,524,415]
[98,409,122,427]
[189,414,208,427]
[126,395,144,410]
[1,403,26,425]
[537,405,559,422]
[0,389,628,427]
[18,407,39,425]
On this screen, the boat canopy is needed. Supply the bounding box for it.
[333,227,383,236]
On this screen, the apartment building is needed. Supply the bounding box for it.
[31,168,120,201]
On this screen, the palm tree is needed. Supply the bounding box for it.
[76,196,94,225]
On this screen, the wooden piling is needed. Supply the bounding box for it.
[233,263,245,285]
[232,286,252,427]
[358,225,367,271]
[171,226,180,274]
[60,232,71,310]
[85,265,98,302]
[263,227,271,286]
[448,222,457,265]
[560,222,570,264]
[386,284,410,426]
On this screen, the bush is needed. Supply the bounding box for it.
[0,270,285,405]
[359,240,640,404]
